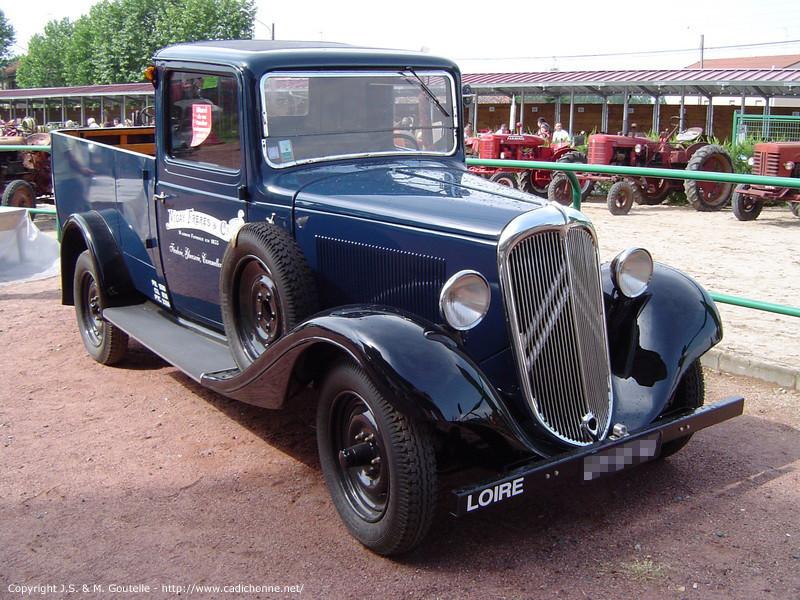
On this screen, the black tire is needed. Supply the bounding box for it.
[684,144,734,211]
[317,361,437,555]
[220,222,318,370]
[639,177,670,205]
[658,360,705,459]
[606,180,640,215]
[489,171,517,188]
[2,179,37,220]
[73,250,129,365]
[547,172,574,206]
[732,184,763,221]
[555,150,595,200]
[517,170,549,197]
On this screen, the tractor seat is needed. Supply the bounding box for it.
[676,127,703,142]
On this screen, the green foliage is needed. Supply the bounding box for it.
[15,0,255,87]
[0,9,15,69]
[16,19,73,88]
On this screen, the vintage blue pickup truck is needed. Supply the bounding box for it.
[53,40,743,555]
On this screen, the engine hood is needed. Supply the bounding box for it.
[291,163,559,240]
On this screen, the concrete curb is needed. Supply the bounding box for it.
[701,348,800,391]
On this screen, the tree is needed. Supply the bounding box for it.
[0,10,13,59]
[15,0,255,88]
[0,9,15,80]
[16,19,73,88]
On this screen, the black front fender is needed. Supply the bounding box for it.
[603,263,723,429]
[202,306,533,453]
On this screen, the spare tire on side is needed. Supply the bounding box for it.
[220,222,318,370]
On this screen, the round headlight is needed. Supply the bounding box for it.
[634,143,642,154]
[747,156,755,166]
[785,161,795,171]
[610,247,653,299]
[439,270,491,331]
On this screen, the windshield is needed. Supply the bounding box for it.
[260,70,458,167]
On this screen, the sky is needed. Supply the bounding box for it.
[4,0,800,73]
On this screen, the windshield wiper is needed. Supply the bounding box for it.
[402,68,450,118]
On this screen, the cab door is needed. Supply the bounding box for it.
[154,68,247,329]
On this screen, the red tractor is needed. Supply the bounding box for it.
[467,132,594,201]
[0,121,53,213]
[732,141,800,221]
[573,119,734,215]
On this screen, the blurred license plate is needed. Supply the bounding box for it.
[583,432,662,482]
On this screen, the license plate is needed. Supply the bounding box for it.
[582,432,662,482]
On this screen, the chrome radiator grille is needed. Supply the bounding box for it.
[502,226,612,445]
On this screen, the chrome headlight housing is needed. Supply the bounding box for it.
[439,270,491,331]
[785,161,795,171]
[610,247,653,298]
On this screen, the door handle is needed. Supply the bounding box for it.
[154,192,169,204]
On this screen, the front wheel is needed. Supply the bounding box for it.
[607,180,640,215]
[732,184,763,221]
[73,250,129,365]
[658,360,705,459]
[317,361,437,555]
[489,171,518,188]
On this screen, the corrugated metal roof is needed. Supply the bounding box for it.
[0,83,153,101]
[685,54,800,69]
[463,68,800,98]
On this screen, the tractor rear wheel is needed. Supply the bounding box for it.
[684,144,734,211]
[606,180,640,215]
[731,184,763,221]
[2,180,37,220]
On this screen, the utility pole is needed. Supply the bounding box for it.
[700,35,704,69]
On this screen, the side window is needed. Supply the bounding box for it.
[167,71,241,171]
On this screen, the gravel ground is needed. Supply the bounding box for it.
[1,206,799,600]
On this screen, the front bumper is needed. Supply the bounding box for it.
[451,396,744,516]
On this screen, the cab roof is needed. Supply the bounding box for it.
[153,40,459,75]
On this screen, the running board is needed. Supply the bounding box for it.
[103,302,237,382]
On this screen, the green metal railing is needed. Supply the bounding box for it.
[466,157,800,319]
[0,145,51,153]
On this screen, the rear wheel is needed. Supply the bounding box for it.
[317,361,437,555]
[684,144,734,211]
[489,171,517,188]
[2,180,36,220]
[607,180,639,215]
[73,250,129,365]
[658,360,705,459]
[732,184,763,221]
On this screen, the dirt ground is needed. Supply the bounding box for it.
[578,198,800,375]
[1,207,799,600]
